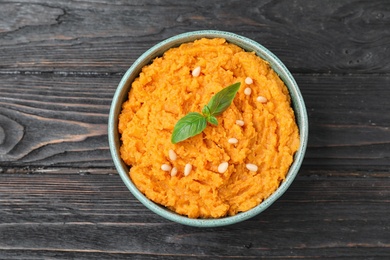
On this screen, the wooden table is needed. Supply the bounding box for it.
[1,0,389,259]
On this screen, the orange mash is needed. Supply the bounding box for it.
[118,38,299,218]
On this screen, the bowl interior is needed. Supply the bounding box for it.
[108,30,308,227]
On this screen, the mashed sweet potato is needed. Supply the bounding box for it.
[118,38,300,218]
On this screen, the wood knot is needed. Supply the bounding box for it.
[0,114,24,157]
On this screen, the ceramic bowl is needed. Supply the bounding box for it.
[108,30,308,227]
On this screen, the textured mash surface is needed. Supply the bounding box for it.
[119,38,299,218]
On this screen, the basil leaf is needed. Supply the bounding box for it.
[207,116,218,126]
[171,82,241,144]
[171,112,207,144]
[201,105,211,117]
[206,82,241,117]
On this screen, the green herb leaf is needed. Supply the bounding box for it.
[207,116,218,126]
[206,82,241,117]
[201,105,211,117]
[171,112,207,144]
[171,82,241,144]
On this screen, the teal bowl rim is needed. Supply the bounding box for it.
[108,30,308,228]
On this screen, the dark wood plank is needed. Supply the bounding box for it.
[0,173,388,259]
[0,0,388,74]
[0,74,114,167]
[1,0,389,259]
[299,74,390,172]
[1,74,389,173]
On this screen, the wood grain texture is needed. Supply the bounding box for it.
[299,74,390,172]
[0,74,113,167]
[0,0,388,74]
[0,173,389,259]
[1,74,389,172]
[0,0,389,259]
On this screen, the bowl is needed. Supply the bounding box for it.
[108,30,308,227]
